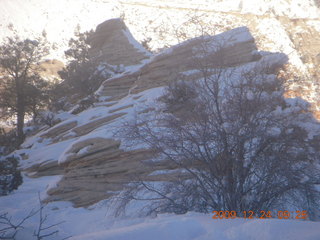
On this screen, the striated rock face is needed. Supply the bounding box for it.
[19,22,287,207]
[46,138,156,207]
[88,18,151,66]
[99,26,257,99]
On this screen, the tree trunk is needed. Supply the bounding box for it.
[16,79,25,146]
[16,100,25,145]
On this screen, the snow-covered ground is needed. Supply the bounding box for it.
[2,55,320,239]
[1,174,320,240]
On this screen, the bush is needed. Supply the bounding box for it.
[119,62,320,220]
[0,128,18,155]
[0,157,23,196]
[36,111,58,128]
[73,96,99,114]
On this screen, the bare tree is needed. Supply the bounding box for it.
[117,44,320,219]
[0,209,37,239]
[0,193,69,239]
[33,194,67,240]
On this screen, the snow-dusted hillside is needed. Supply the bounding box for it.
[1,0,319,60]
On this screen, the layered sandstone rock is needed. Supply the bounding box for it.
[99,26,257,100]
[20,21,287,207]
[88,18,151,66]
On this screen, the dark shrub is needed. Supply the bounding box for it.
[0,157,23,196]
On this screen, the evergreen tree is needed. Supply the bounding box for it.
[58,27,104,97]
[0,33,49,145]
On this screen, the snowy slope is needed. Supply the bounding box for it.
[1,174,320,240]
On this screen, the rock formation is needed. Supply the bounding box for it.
[88,18,151,66]
[19,19,287,207]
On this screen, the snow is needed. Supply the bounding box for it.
[0,174,110,239]
[307,20,320,32]
[24,85,162,164]
[1,0,319,60]
[267,127,281,137]
[54,111,74,122]
[71,214,206,240]
[0,0,118,60]
[122,29,152,56]
[238,0,320,18]
[219,26,254,45]
[15,137,76,170]
[191,26,255,55]
[256,18,307,72]
[77,146,90,155]
[1,174,320,240]
[70,216,320,240]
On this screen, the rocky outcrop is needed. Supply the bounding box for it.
[40,121,78,140]
[46,147,156,207]
[20,21,288,207]
[88,18,151,66]
[99,26,257,99]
